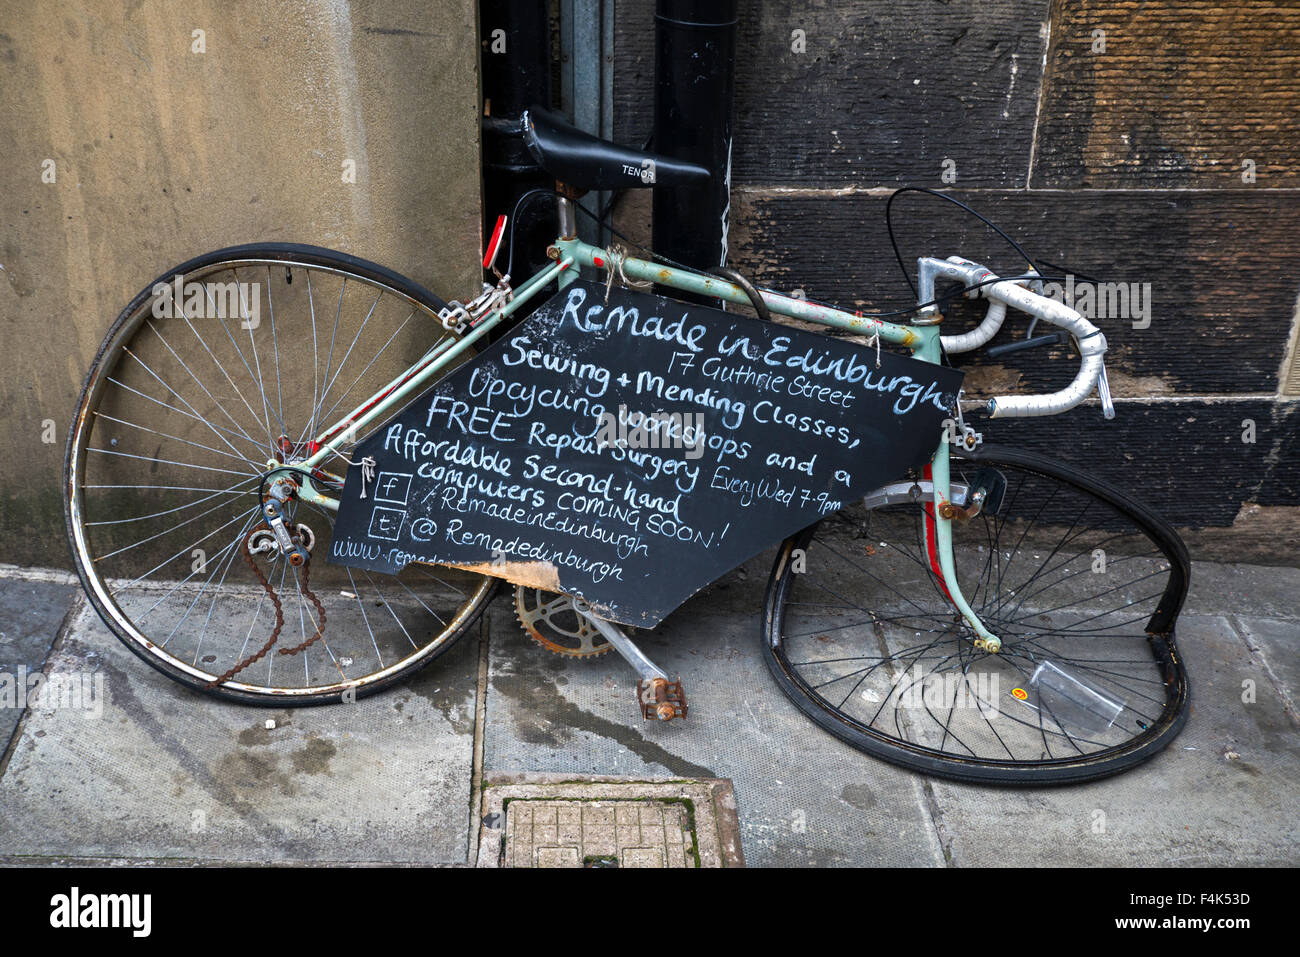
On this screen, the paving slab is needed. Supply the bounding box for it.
[1230,616,1299,722]
[0,575,79,750]
[0,602,482,864]
[930,614,1300,867]
[482,571,946,868]
[1185,561,1300,620]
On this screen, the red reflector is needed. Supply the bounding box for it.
[483,214,508,270]
[593,256,605,268]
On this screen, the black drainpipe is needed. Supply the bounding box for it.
[480,0,554,296]
[652,0,738,301]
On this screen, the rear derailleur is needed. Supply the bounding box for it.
[250,473,315,566]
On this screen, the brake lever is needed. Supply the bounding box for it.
[1097,360,1116,419]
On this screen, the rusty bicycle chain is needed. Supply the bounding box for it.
[207,522,326,688]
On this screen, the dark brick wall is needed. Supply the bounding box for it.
[613,1,1300,562]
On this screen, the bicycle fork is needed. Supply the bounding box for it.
[910,322,1003,653]
[924,439,1002,653]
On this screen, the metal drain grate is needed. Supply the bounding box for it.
[506,799,694,868]
[476,775,744,868]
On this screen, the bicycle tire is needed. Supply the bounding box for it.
[66,243,498,706]
[762,444,1190,785]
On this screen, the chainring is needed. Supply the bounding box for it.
[513,587,612,658]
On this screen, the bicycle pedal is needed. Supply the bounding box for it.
[637,677,687,721]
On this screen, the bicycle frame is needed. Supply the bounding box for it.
[287,216,1003,650]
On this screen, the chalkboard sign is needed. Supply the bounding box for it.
[329,280,964,626]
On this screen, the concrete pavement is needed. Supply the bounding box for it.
[0,556,1295,866]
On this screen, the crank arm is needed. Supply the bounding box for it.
[580,612,666,681]
[574,605,687,721]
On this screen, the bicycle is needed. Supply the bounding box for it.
[65,107,1189,784]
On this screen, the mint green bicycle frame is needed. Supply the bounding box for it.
[287,231,1003,652]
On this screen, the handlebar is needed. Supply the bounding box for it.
[926,257,1115,420]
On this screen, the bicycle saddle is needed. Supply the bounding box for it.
[522,106,711,193]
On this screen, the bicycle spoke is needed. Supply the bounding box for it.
[72,253,491,699]
[320,290,384,407]
[92,411,259,467]
[299,270,321,449]
[105,374,265,459]
[363,571,419,651]
[95,492,259,563]
[126,339,262,460]
[317,309,416,427]
[177,309,272,455]
[389,574,450,629]
[346,566,385,670]
[311,277,348,433]
[162,510,259,646]
[266,265,287,439]
[85,475,257,527]
[135,521,250,623]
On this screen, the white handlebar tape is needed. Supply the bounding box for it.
[982,280,1108,419]
[940,299,1007,355]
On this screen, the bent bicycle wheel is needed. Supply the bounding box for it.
[65,243,497,706]
[762,444,1190,785]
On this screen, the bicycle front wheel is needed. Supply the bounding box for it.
[65,244,496,705]
[762,445,1190,785]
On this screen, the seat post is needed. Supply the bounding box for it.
[555,182,580,240]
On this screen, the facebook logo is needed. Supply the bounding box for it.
[372,471,412,506]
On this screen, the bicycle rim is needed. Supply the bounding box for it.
[763,445,1190,784]
[65,244,496,705]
